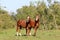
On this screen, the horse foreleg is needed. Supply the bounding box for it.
[26,27,31,36]
[34,23,39,36]
[33,27,38,36]
[29,28,31,36]
[26,27,29,36]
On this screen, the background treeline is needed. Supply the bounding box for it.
[0,0,60,30]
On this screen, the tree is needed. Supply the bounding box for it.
[0,9,16,29]
[49,1,60,29]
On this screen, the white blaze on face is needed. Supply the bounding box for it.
[36,18,38,21]
[36,16,38,21]
[27,16,30,20]
[27,16,29,19]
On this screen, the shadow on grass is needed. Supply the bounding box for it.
[15,34,37,37]
[15,34,27,36]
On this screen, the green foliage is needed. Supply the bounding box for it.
[0,9,16,29]
[16,5,38,20]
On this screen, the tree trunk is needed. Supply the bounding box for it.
[53,14,58,29]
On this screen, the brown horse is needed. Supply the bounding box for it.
[26,14,40,36]
[16,16,30,36]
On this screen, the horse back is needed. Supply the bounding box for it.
[17,20,26,28]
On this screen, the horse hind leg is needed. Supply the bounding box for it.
[16,26,21,36]
[16,26,19,36]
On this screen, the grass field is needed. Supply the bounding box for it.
[0,28,60,40]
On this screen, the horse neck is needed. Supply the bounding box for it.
[29,19,34,22]
[35,18,39,23]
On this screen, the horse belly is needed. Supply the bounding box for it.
[30,22,35,28]
[20,22,26,28]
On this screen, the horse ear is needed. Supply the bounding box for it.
[36,14,39,16]
[36,14,39,17]
[27,15,30,17]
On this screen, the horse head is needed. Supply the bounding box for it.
[35,14,40,23]
[26,15,31,22]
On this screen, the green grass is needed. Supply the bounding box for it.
[0,28,60,40]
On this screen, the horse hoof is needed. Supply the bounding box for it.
[26,34,30,36]
[15,34,19,36]
[15,34,17,36]
[33,34,36,36]
[18,35,20,36]
[15,34,21,36]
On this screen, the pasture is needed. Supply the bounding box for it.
[0,28,60,40]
